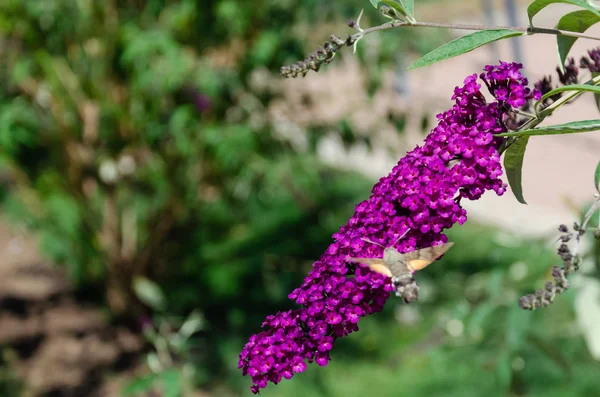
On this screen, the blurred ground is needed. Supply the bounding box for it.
[0,220,143,396]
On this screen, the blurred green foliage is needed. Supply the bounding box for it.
[1,0,599,396]
[0,0,391,316]
[0,0,437,393]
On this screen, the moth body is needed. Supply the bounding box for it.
[349,240,454,302]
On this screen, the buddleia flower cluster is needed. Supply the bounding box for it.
[507,46,600,126]
[238,62,538,394]
[503,56,582,131]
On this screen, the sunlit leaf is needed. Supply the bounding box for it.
[179,310,205,340]
[528,0,600,24]
[133,276,167,312]
[407,30,523,70]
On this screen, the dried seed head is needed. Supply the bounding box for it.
[518,221,583,311]
[519,294,535,310]
[330,35,345,46]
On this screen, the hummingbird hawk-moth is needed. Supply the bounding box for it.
[349,232,454,302]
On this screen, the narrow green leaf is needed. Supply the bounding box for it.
[556,10,600,70]
[504,137,530,204]
[528,0,600,24]
[497,119,600,137]
[594,160,600,192]
[398,0,414,18]
[133,276,167,312]
[538,83,600,104]
[371,0,415,22]
[179,310,205,339]
[407,30,524,70]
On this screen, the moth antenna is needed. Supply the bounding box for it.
[391,228,412,247]
[361,237,385,248]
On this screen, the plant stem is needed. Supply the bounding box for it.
[512,109,537,119]
[359,20,600,42]
[539,74,600,118]
[572,196,600,259]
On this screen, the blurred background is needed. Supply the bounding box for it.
[1,0,600,396]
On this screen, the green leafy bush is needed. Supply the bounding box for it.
[0,0,396,390]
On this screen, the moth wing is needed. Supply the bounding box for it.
[404,242,454,272]
[348,257,392,277]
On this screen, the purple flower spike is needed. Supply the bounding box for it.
[239,62,535,393]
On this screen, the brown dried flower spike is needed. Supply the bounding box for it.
[280,11,364,78]
[519,223,582,310]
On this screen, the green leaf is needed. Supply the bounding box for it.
[528,0,600,24]
[133,276,167,312]
[122,374,157,396]
[407,30,523,70]
[160,369,183,397]
[179,310,205,340]
[497,119,600,138]
[593,72,600,113]
[504,137,530,204]
[556,10,600,70]
[537,83,600,105]
[595,160,600,192]
[398,0,414,18]
[370,0,415,22]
